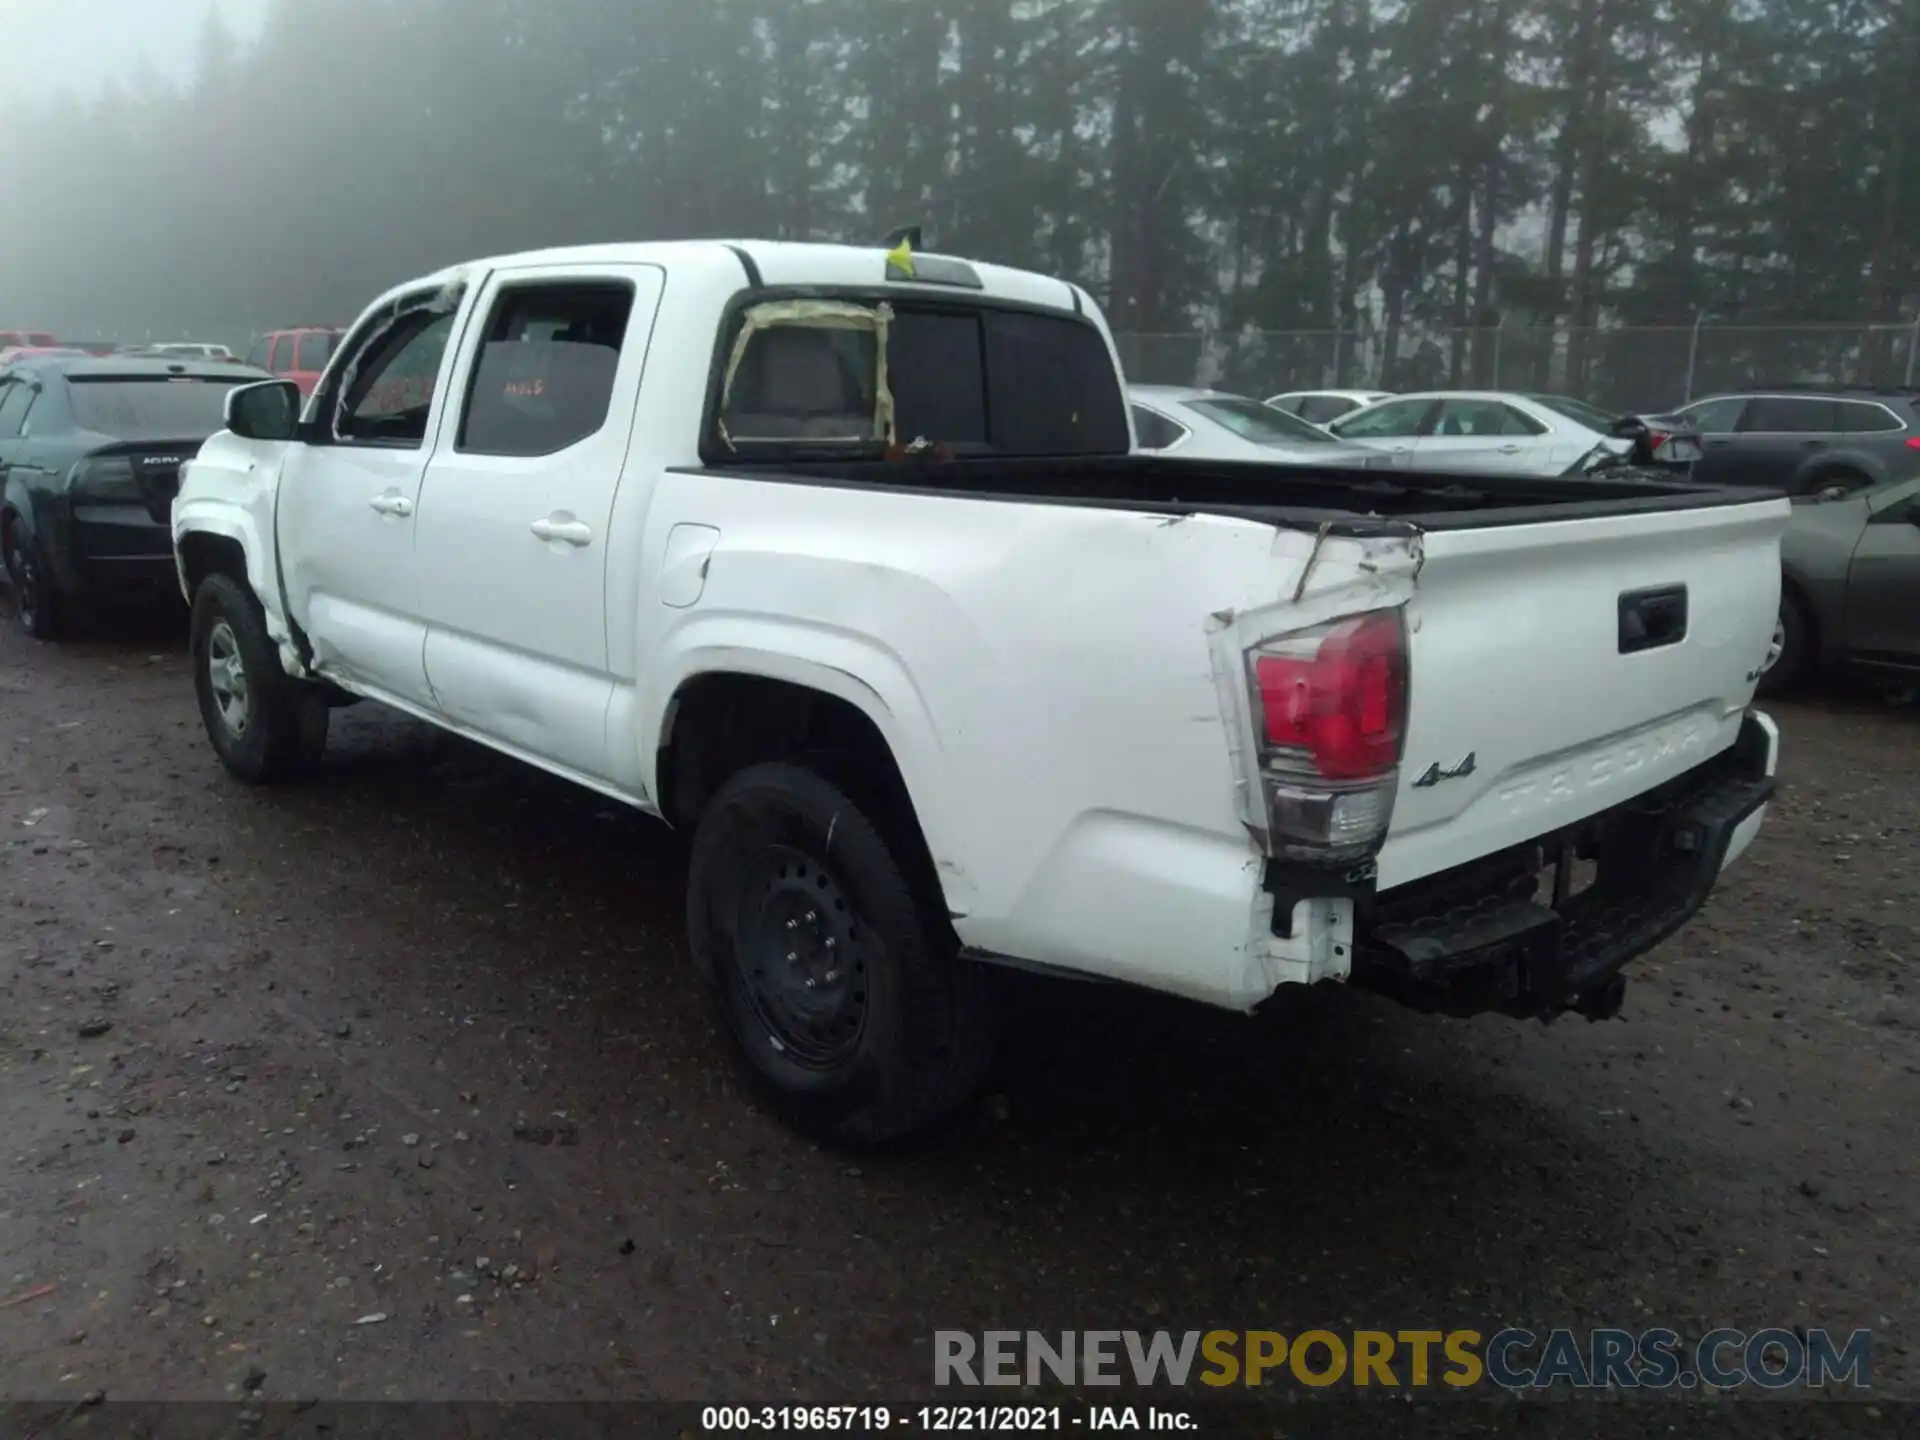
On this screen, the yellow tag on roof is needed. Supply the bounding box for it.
[885,238,916,278]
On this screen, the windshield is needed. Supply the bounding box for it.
[1187,396,1335,444]
[67,376,244,439]
[1525,393,1618,431]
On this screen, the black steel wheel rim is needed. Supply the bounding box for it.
[733,843,869,1069]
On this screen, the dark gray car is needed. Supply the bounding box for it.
[1764,474,1920,694]
[1654,387,1920,496]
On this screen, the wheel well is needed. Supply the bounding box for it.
[658,673,945,899]
[177,533,250,599]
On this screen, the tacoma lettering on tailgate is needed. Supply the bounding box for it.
[1491,716,1714,822]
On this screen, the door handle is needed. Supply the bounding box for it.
[368,492,413,517]
[530,514,593,547]
[1497,443,1521,453]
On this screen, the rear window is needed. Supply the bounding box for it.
[67,377,242,439]
[1189,396,1336,444]
[297,332,336,370]
[717,300,1127,458]
[1835,399,1904,433]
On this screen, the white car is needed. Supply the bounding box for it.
[1327,390,1630,476]
[1265,388,1394,425]
[1129,384,1382,465]
[173,239,1782,1144]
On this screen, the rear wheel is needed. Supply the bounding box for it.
[3,521,62,641]
[191,573,329,783]
[686,762,993,1146]
[1757,591,1813,698]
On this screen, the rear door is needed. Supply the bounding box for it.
[413,263,665,786]
[1377,494,1787,888]
[1678,395,1748,484]
[1412,398,1544,474]
[1733,395,1839,491]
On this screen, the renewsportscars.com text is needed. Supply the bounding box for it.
[934,1327,1872,1391]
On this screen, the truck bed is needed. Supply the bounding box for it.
[690,454,1770,533]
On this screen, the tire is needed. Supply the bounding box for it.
[190,572,329,783]
[3,519,63,641]
[1757,590,1813,698]
[686,761,993,1146]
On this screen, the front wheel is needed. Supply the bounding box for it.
[686,762,993,1146]
[191,573,329,783]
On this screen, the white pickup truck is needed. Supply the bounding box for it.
[173,239,1784,1143]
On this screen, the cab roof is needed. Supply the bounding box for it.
[402,239,1088,318]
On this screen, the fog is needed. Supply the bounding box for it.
[0,0,1915,360]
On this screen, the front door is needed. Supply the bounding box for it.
[1844,481,1920,668]
[1327,396,1439,470]
[276,297,465,708]
[413,264,665,787]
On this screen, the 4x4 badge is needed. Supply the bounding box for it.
[1412,752,1477,788]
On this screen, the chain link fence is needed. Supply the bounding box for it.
[1114,322,1920,413]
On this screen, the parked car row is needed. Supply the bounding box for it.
[1150,378,1920,698]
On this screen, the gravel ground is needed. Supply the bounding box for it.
[0,596,1914,1422]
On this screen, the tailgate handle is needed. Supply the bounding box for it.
[1618,584,1689,654]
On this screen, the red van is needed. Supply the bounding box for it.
[245,327,342,396]
[0,330,58,349]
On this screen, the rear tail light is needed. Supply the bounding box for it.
[1646,430,1670,453]
[1904,436,1920,450]
[69,456,141,503]
[1245,608,1409,859]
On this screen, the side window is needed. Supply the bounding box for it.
[1500,405,1548,436]
[457,282,634,457]
[267,336,291,373]
[1836,400,1902,433]
[1300,396,1356,424]
[1331,398,1432,439]
[297,332,333,372]
[0,381,28,440]
[1740,397,1837,433]
[1432,399,1510,437]
[1268,395,1306,416]
[336,310,457,446]
[1131,405,1187,450]
[1682,396,1745,433]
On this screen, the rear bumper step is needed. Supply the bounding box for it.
[1348,713,1776,1021]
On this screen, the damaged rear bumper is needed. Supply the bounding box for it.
[1347,710,1778,1021]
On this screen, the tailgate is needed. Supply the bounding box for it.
[1375,495,1786,889]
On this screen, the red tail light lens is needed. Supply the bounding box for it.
[1253,610,1408,780]
[1904,436,1920,450]
[1646,430,1670,453]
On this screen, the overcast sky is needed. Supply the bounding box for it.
[1,0,269,101]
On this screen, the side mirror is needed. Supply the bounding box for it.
[225,379,301,442]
